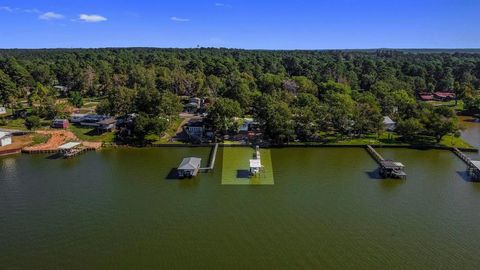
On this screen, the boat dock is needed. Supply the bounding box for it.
[199,143,219,172]
[452,148,480,180]
[366,145,407,179]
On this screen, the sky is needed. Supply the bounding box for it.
[0,0,479,49]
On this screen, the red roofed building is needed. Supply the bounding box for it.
[419,93,435,101]
[434,92,456,101]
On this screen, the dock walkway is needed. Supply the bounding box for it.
[200,143,219,172]
[452,147,480,180]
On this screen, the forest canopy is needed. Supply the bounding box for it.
[0,48,479,144]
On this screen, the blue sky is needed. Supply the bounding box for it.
[0,0,479,49]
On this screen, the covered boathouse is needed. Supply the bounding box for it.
[379,160,406,179]
[177,157,202,178]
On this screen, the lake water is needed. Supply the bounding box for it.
[2,124,480,269]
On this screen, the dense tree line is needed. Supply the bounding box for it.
[0,48,479,143]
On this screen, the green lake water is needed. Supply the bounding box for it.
[2,127,480,268]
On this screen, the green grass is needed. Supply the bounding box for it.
[31,133,51,145]
[0,118,28,130]
[439,135,473,149]
[154,118,184,144]
[69,125,115,143]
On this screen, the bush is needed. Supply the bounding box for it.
[25,115,41,130]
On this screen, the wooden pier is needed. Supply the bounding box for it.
[200,143,219,172]
[452,147,480,180]
[366,145,406,179]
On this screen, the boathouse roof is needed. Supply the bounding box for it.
[178,157,202,170]
[471,161,480,171]
[249,159,262,168]
[58,142,81,150]
[380,160,404,169]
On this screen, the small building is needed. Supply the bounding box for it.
[237,118,254,133]
[383,116,396,131]
[177,157,202,178]
[434,92,456,101]
[80,114,109,127]
[54,85,69,96]
[184,120,205,138]
[58,142,82,158]
[379,160,406,179]
[52,119,69,129]
[97,118,116,132]
[0,131,12,147]
[70,113,87,123]
[419,93,435,101]
[184,97,203,113]
[0,107,6,115]
[249,159,262,175]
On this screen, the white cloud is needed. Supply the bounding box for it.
[171,16,189,22]
[215,3,232,8]
[79,14,107,23]
[0,6,13,12]
[39,11,65,20]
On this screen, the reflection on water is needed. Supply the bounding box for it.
[1,157,17,179]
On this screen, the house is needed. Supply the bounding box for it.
[80,114,109,127]
[0,107,6,115]
[434,92,456,101]
[238,118,254,133]
[419,93,435,101]
[52,119,69,129]
[0,131,12,147]
[184,97,203,113]
[184,120,205,138]
[70,113,87,123]
[177,157,202,178]
[383,116,396,131]
[54,85,69,96]
[97,118,117,132]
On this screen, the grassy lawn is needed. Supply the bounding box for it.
[439,135,473,149]
[32,133,51,145]
[154,118,184,144]
[0,118,28,130]
[69,125,115,143]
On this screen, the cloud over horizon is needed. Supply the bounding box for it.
[39,11,64,20]
[171,16,190,22]
[79,14,107,23]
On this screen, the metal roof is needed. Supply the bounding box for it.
[58,142,81,150]
[0,131,12,139]
[383,116,395,125]
[178,157,202,170]
[249,159,262,168]
[472,161,480,171]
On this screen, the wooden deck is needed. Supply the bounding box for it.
[200,143,219,172]
[452,147,480,180]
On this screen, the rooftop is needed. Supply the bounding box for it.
[178,157,202,170]
[58,142,82,150]
[249,159,262,168]
[0,131,12,139]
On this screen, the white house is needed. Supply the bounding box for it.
[0,131,12,147]
[383,116,396,131]
[0,107,6,115]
